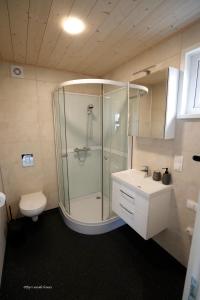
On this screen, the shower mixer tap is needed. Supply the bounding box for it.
[74,147,90,163]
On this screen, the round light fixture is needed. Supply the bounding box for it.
[63,17,85,35]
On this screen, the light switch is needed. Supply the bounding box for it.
[174,155,184,172]
[22,154,34,167]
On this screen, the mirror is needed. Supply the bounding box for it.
[129,67,179,139]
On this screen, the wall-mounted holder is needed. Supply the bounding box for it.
[193,155,200,162]
[22,154,34,167]
[114,113,120,130]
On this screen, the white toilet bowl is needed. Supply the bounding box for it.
[19,192,47,222]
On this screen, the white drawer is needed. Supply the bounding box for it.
[112,181,148,216]
[113,199,147,238]
[112,175,171,240]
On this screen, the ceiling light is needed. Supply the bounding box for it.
[63,17,85,35]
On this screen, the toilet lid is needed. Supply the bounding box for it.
[19,192,47,211]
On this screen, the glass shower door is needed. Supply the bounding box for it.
[53,88,70,214]
[64,85,102,222]
[102,85,128,220]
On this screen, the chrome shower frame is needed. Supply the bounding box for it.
[53,78,148,234]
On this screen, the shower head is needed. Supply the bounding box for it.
[87,104,94,114]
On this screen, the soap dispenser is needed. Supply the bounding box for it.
[162,168,171,185]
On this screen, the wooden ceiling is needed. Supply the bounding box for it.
[0,0,200,76]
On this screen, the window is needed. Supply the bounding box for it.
[178,45,200,118]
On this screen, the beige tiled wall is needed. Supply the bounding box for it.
[105,20,200,266]
[0,62,87,218]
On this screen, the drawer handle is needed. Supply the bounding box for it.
[120,203,134,215]
[120,189,135,200]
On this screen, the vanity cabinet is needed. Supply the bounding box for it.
[112,170,172,240]
[129,67,179,139]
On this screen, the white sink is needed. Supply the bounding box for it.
[112,169,172,239]
[112,169,172,197]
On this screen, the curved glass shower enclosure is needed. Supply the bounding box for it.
[53,79,147,234]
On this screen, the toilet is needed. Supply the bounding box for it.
[19,192,47,222]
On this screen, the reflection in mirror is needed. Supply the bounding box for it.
[129,67,178,139]
[129,89,151,137]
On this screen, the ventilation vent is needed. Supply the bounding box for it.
[10,65,24,78]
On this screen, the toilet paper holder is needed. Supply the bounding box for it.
[193,155,200,162]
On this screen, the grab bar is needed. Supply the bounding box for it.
[74,147,90,152]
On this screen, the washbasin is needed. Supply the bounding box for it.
[112,169,172,197]
[112,169,172,239]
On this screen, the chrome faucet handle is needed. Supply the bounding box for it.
[140,166,150,177]
[141,165,149,171]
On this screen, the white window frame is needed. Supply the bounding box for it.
[177,43,200,119]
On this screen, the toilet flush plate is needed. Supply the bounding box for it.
[21,154,34,167]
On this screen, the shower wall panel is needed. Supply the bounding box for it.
[65,93,101,199]
[103,87,128,217]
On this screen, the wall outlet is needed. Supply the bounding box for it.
[174,155,184,172]
[187,199,198,212]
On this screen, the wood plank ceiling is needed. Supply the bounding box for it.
[0,0,200,76]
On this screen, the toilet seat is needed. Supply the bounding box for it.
[19,191,47,218]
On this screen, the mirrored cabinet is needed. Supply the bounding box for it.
[129,67,179,139]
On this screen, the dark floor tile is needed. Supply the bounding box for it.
[0,209,186,300]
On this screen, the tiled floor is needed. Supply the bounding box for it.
[0,209,186,300]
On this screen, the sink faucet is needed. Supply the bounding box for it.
[140,166,150,177]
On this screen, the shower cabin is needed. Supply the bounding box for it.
[53,79,147,234]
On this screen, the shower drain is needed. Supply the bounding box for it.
[96,196,101,199]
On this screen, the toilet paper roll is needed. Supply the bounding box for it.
[0,192,6,208]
